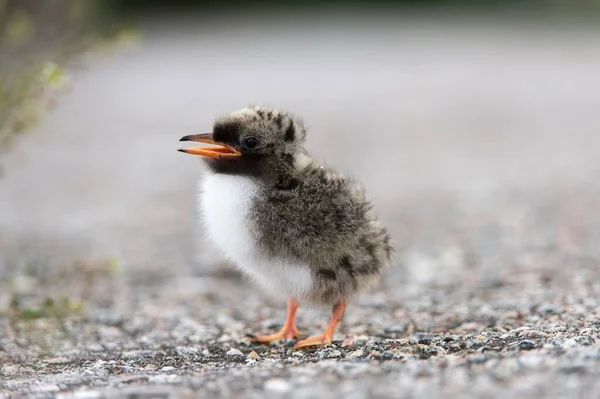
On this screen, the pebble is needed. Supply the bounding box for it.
[175,346,198,356]
[226,348,244,356]
[475,335,488,343]
[519,340,537,351]
[91,360,106,369]
[247,351,260,360]
[161,366,175,372]
[1,364,19,375]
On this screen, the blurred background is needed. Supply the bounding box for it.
[1,0,600,332]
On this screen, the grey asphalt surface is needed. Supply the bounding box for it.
[1,12,600,398]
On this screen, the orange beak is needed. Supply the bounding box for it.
[178,133,242,158]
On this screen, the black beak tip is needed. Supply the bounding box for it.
[179,135,192,142]
[177,148,186,153]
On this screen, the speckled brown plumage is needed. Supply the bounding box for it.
[251,157,393,305]
[180,105,394,348]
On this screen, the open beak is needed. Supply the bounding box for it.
[178,133,241,158]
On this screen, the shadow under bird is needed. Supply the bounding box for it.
[178,106,393,349]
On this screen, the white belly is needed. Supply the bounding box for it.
[199,173,314,300]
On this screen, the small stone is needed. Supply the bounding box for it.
[519,340,537,350]
[326,350,342,358]
[341,338,354,347]
[264,378,291,393]
[247,351,260,360]
[1,364,19,376]
[91,360,106,369]
[175,346,198,356]
[226,348,243,356]
[161,366,175,372]
[350,349,364,358]
[518,329,545,339]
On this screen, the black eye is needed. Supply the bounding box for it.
[242,137,260,150]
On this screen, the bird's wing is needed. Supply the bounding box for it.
[250,174,370,266]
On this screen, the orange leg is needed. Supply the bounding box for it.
[248,298,300,344]
[293,300,347,350]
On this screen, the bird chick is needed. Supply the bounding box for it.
[179,106,393,349]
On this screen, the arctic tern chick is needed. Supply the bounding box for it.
[179,106,393,349]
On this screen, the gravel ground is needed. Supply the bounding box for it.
[1,12,600,398]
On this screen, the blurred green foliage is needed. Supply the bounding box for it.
[9,294,84,321]
[0,0,596,149]
[0,0,133,149]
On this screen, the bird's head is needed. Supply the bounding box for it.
[178,106,307,177]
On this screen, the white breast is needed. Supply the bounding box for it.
[199,173,314,300]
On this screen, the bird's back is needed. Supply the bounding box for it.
[249,161,393,304]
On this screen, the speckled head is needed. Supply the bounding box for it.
[215,106,307,154]
[178,106,307,170]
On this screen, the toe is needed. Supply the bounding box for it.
[292,335,331,350]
